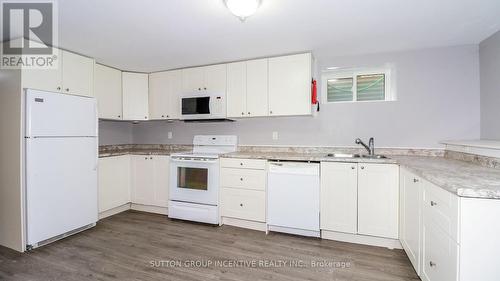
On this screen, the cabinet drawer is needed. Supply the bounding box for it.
[220,188,265,222]
[422,221,459,281]
[220,158,267,170]
[423,181,460,242]
[221,168,266,191]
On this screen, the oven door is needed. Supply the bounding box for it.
[180,95,211,120]
[169,158,219,205]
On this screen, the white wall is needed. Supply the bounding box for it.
[127,45,480,148]
[100,45,481,148]
[98,121,133,145]
[480,30,500,140]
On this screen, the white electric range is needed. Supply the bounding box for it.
[168,135,237,224]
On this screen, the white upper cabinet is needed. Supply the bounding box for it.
[226,59,269,118]
[246,58,269,117]
[122,72,149,121]
[268,53,311,116]
[94,64,122,120]
[21,48,94,97]
[21,48,62,93]
[226,61,247,118]
[320,162,358,234]
[61,50,95,97]
[357,163,399,239]
[204,64,227,93]
[182,64,227,93]
[149,70,182,120]
[181,66,205,92]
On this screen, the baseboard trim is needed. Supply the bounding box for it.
[221,217,266,232]
[268,225,320,238]
[98,203,131,219]
[130,203,168,215]
[321,230,402,249]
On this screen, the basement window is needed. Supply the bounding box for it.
[322,66,395,103]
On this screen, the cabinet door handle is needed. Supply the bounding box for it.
[360,166,365,169]
[144,116,147,119]
[198,88,201,91]
[162,115,165,118]
[413,178,419,183]
[204,87,207,90]
[241,112,244,115]
[429,261,436,267]
[65,88,70,92]
[240,178,243,181]
[240,203,243,207]
[351,166,356,169]
[240,162,243,166]
[57,86,61,90]
[144,157,148,160]
[430,201,437,206]
[269,110,273,114]
[118,115,121,118]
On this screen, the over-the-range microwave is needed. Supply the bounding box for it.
[180,92,227,121]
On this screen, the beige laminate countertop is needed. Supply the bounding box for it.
[221,152,500,200]
[221,151,398,164]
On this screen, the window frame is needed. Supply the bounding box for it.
[321,66,396,104]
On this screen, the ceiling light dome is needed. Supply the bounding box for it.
[224,0,261,21]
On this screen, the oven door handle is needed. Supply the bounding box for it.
[170,158,218,164]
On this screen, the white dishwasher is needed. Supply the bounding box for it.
[267,161,320,237]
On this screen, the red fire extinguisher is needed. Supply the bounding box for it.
[311,79,319,112]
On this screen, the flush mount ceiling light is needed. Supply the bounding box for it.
[224,0,261,21]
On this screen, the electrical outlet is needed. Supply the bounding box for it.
[272,131,279,140]
[167,132,173,139]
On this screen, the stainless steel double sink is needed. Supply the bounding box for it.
[325,153,388,159]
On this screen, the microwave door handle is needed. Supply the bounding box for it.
[208,96,212,115]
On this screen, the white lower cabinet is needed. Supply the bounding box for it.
[98,155,131,213]
[357,164,399,239]
[399,168,423,274]
[421,220,459,281]
[131,155,169,207]
[98,155,169,217]
[320,162,358,234]
[220,168,266,191]
[220,158,267,226]
[320,162,399,240]
[220,188,266,222]
[420,180,460,281]
[401,168,460,281]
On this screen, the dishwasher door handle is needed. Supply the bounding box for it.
[268,163,320,176]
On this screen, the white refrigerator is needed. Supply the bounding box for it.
[24,89,98,248]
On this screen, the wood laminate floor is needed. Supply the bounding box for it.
[0,211,420,281]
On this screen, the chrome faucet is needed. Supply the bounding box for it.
[355,137,375,156]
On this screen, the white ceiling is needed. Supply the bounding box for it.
[54,0,500,72]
